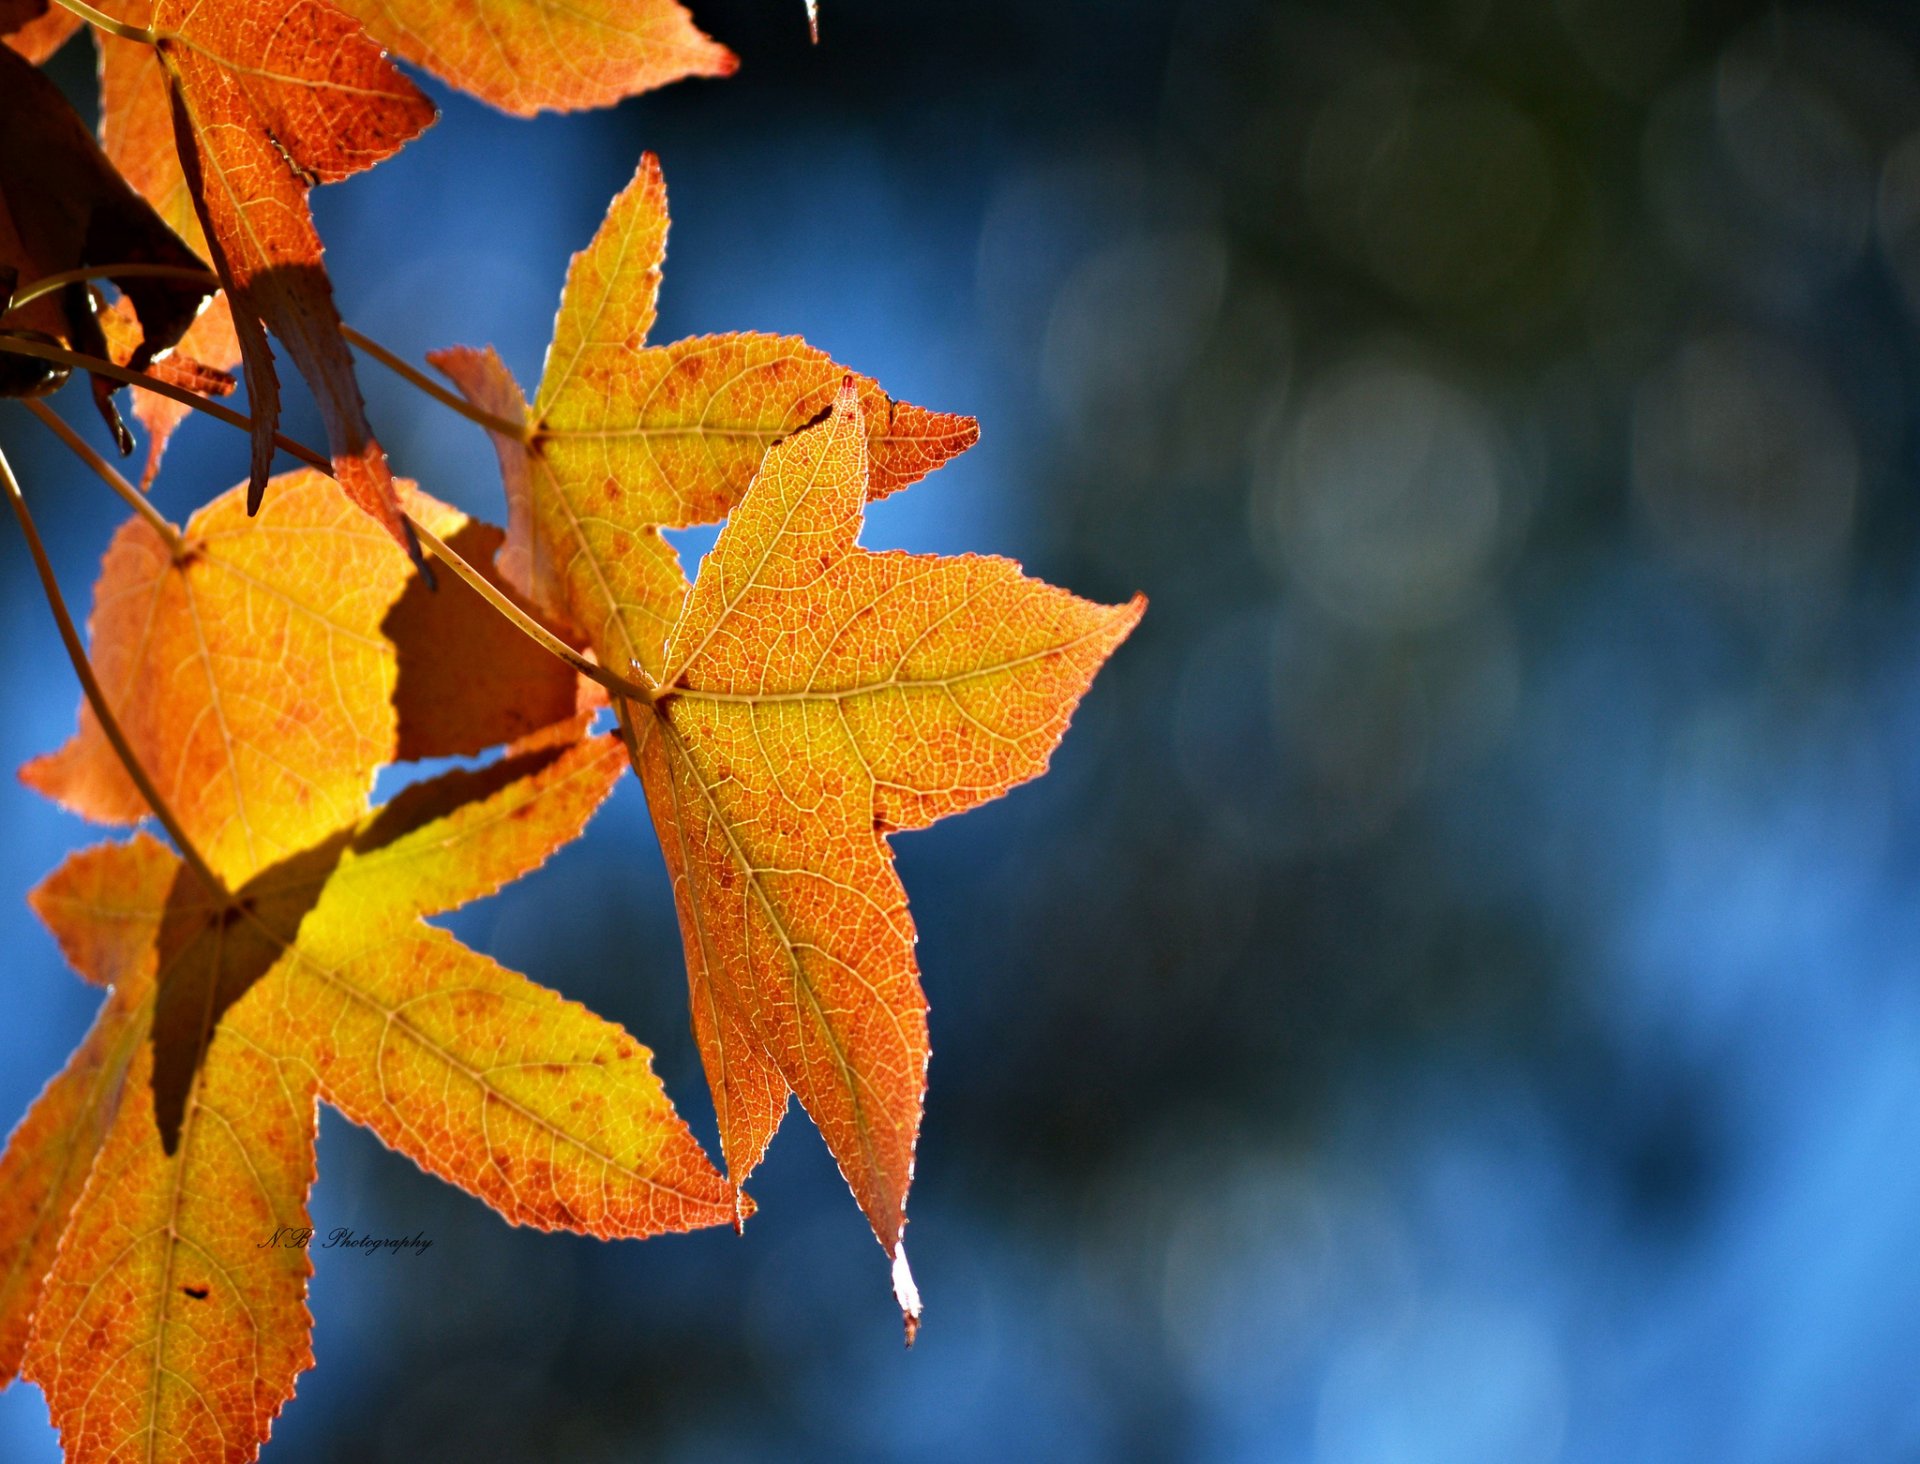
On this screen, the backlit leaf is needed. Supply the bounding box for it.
[23,468,583,890]
[631,385,1141,1311]
[432,152,979,680]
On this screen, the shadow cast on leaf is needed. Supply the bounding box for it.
[147,743,572,1153]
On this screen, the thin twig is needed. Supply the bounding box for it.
[23,400,185,554]
[404,515,655,703]
[0,334,331,469]
[342,326,528,442]
[0,443,226,896]
[4,270,526,448]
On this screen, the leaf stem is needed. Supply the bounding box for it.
[22,400,186,555]
[341,327,529,441]
[403,516,656,703]
[0,337,655,705]
[0,442,226,896]
[46,0,152,43]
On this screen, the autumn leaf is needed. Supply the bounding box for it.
[24,469,580,886]
[624,384,1142,1325]
[7,736,738,1463]
[431,151,979,679]
[0,44,212,442]
[91,0,435,538]
[0,468,740,1462]
[329,0,735,116]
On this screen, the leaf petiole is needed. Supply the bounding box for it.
[341,326,530,442]
[6,263,215,314]
[0,331,322,463]
[46,0,152,44]
[0,442,226,897]
[407,516,655,703]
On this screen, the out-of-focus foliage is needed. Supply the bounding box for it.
[6,0,1920,1459]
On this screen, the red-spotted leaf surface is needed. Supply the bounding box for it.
[0,469,739,1463]
[329,0,734,116]
[432,152,979,679]
[91,0,434,537]
[628,385,1141,1326]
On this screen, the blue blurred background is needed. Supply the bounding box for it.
[8,0,1920,1458]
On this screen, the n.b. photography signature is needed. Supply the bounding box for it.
[259,1226,433,1256]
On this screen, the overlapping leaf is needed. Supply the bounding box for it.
[432,152,979,679]
[0,469,740,1462]
[91,0,434,538]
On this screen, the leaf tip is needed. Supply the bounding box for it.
[891,1244,922,1347]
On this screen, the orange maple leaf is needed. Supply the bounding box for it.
[90,0,435,541]
[0,470,739,1463]
[631,385,1142,1327]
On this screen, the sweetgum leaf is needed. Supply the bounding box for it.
[24,470,581,887]
[634,386,1142,1311]
[11,736,738,1463]
[439,156,1138,1320]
